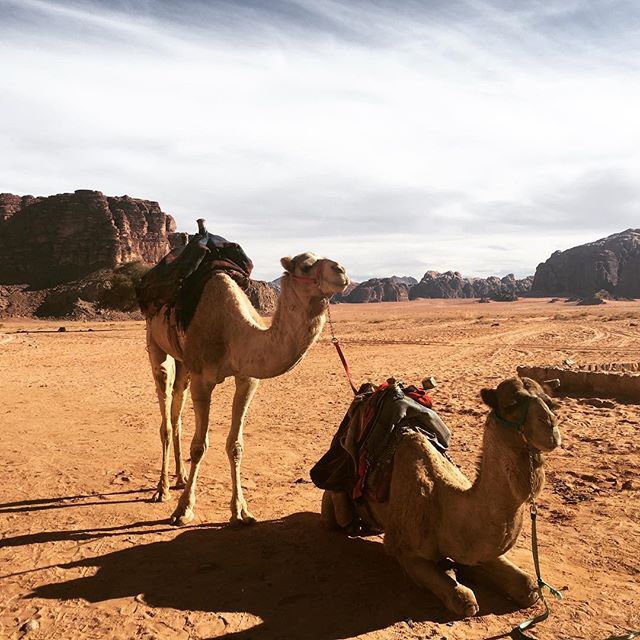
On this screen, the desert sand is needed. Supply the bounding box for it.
[1,299,638,640]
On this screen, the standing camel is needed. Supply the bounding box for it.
[321,377,562,616]
[146,251,349,525]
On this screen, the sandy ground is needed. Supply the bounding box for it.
[1,299,639,640]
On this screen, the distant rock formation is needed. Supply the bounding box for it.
[576,289,609,306]
[0,190,178,287]
[246,280,278,315]
[340,276,415,303]
[531,229,640,298]
[409,271,532,301]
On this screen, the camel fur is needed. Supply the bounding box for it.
[146,251,349,525]
[321,376,562,617]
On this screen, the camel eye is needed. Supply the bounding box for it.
[301,264,312,273]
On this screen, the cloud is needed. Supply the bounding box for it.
[1,0,640,280]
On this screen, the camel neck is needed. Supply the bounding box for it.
[462,415,545,556]
[246,276,326,378]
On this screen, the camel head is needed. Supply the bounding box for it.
[480,377,561,453]
[280,252,349,298]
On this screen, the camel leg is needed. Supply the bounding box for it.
[321,491,338,529]
[170,362,190,488]
[321,491,356,529]
[148,337,176,503]
[227,375,259,525]
[399,555,479,618]
[170,373,214,526]
[460,556,538,607]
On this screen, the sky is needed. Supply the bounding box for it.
[1,0,640,282]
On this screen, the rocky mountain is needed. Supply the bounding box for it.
[341,276,415,303]
[0,190,277,318]
[531,229,640,298]
[245,280,278,315]
[0,190,178,287]
[409,271,533,301]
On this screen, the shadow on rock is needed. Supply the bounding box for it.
[31,512,518,639]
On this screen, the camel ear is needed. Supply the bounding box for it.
[542,378,561,393]
[480,388,498,409]
[280,256,294,273]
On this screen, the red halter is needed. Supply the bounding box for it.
[287,258,328,291]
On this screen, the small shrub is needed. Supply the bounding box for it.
[99,261,150,311]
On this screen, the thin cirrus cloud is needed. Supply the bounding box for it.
[1,0,639,280]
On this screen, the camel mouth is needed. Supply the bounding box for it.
[325,272,349,293]
[533,425,561,452]
[337,275,350,291]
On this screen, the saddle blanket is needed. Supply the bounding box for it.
[310,379,451,503]
[136,230,253,329]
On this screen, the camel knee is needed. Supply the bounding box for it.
[190,442,208,463]
[170,415,182,433]
[159,420,172,444]
[226,440,243,463]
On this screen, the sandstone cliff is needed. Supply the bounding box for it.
[531,229,640,298]
[409,271,532,301]
[0,190,177,287]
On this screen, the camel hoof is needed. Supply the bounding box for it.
[151,489,171,503]
[461,602,480,618]
[515,588,540,608]
[449,588,479,618]
[170,506,195,526]
[230,511,257,526]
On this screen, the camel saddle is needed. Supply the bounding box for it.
[310,380,451,503]
[136,222,253,330]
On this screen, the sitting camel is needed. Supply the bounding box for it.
[146,251,349,525]
[321,376,561,617]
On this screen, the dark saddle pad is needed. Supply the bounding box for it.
[136,232,253,329]
[310,380,451,501]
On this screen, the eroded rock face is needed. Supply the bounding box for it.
[0,190,177,287]
[531,229,640,297]
[246,280,278,315]
[409,271,532,301]
[342,276,416,303]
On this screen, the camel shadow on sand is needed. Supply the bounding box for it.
[30,512,521,640]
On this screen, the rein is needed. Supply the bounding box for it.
[493,399,563,640]
[288,261,358,395]
[326,304,359,395]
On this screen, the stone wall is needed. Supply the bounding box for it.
[517,365,640,402]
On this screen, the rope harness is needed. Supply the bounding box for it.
[492,397,563,640]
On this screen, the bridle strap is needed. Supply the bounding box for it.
[491,396,532,434]
[286,259,327,291]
